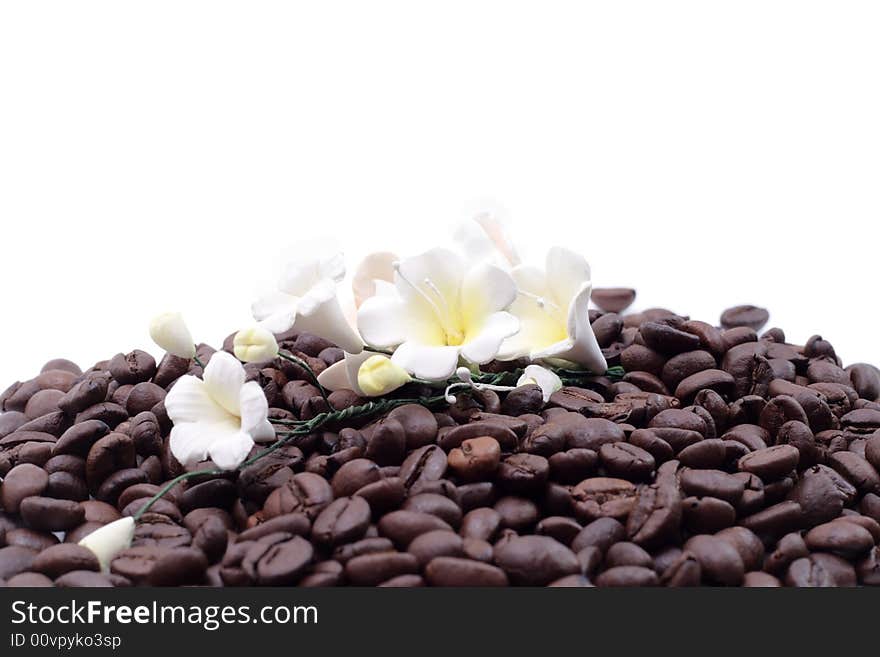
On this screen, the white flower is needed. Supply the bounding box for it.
[251,251,364,354]
[352,251,398,308]
[453,206,520,269]
[233,326,279,363]
[499,246,607,374]
[517,364,563,402]
[149,312,196,359]
[164,351,274,470]
[357,248,520,380]
[78,517,135,572]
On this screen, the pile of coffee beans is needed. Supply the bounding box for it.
[2,294,880,587]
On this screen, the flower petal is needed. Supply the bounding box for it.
[293,294,365,354]
[78,517,135,572]
[202,351,246,417]
[250,419,276,444]
[395,247,464,308]
[316,359,352,393]
[533,283,607,374]
[460,311,520,364]
[164,376,231,425]
[453,211,520,267]
[357,294,410,348]
[208,430,254,471]
[239,381,270,437]
[352,251,398,307]
[545,246,591,308]
[391,341,461,380]
[169,422,215,467]
[517,365,563,402]
[149,312,196,359]
[460,263,518,328]
[252,292,298,334]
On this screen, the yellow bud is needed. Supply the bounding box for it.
[233,326,279,363]
[357,355,412,396]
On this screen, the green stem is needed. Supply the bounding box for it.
[193,354,205,368]
[279,351,335,411]
[133,467,219,521]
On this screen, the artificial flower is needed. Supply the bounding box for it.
[149,312,196,359]
[356,355,412,396]
[516,364,563,402]
[452,208,520,269]
[164,351,274,470]
[317,350,373,396]
[357,248,520,380]
[499,246,607,374]
[233,326,279,363]
[352,251,398,308]
[251,251,364,354]
[78,517,135,572]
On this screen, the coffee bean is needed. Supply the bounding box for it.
[599,442,655,481]
[591,288,636,313]
[804,520,875,558]
[19,497,84,531]
[311,496,371,546]
[345,551,418,586]
[684,535,744,585]
[109,350,157,385]
[572,517,626,553]
[493,496,539,531]
[493,535,580,585]
[1,463,48,513]
[720,305,769,331]
[605,542,653,569]
[596,565,659,587]
[738,444,799,481]
[424,556,509,586]
[31,544,100,578]
[0,546,38,579]
[85,432,135,488]
[682,496,736,533]
[742,501,804,540]
[448,436,501,481]
[828,451,880,495]
[680,469,744,504]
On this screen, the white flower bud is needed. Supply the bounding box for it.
[357,355,412,396]
[78,517,135,572]
[233,326,279,363]
[149,312,196,359]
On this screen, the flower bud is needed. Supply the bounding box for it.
[78,517,135,572]
[233,326,279,363]
[357,355,412,396]
[149,312,196,359]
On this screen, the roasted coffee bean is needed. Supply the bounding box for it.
[399,445,448,488]
[804,520,875,558]
[684,534,744,585]
[496,453,549,493]
[264,472,333,520]
[572,517,626,553]
[605,541,653,569]
[0,546,38,580]
[787,471,845,527]
[108,350,157,385]
[742,501,804,540]
[310,496,371,547]
[720,305,769,331]
[31,544,100,578]
[494,496,539,531]
[571,477,636,523]
[378,510,452,547]
[148,547,208,586]
[493,535,579,585]
[596,565,659,587]
[1,463,48,513]
[403,493,462,528]
[591,288,636,313]
[364,417,406,466]
[19,497,84,531]
[179,478,238,514]
[828,451,880,495]
[345,551,418,586]
[738,444,800,481]
[682,496,736,533]
[46,471,89,501]
[448,436,501,481]
[85,432,135,488]
[424,556,509,586]
[460,508,502,541]
[599,442,655,481]
[680,469,744,504]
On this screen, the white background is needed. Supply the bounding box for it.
[1,1,878,382]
